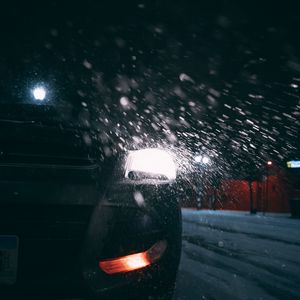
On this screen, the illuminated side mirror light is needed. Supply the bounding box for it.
[125,148,176,181]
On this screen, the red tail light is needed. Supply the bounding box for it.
[99,240,167,275]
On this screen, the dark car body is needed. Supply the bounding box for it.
[0,108,182,299]
[0,1,183,298]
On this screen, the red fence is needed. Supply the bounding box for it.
[210,176,291,213]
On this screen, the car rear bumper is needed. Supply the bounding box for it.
[0,182,182,299]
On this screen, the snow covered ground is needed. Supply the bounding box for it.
[173,209,300,300]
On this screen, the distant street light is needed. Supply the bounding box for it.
[194,155,210,165]
[32,86,46,101]
[194,155,202,163]
[202,156,210,164]
[265,160,273,213]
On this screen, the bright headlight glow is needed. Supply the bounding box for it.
[32,87,46,101]
[125,148,176,180]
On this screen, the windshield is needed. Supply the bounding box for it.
[0,1,299,299]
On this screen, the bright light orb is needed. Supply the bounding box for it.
[202,156,210,164]
[32,87,46,101]
[195,155,210,165]
[194,155,202,163]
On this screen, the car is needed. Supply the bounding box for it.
[0,0,181,299]
[0,104,182,299]
[0,1,184,298]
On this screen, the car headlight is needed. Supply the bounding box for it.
[125,148,176,180]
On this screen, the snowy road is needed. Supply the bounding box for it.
[173,209,300,300]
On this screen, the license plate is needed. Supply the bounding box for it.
[0,235,19,285]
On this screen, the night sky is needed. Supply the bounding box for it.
[0,0,299,174]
